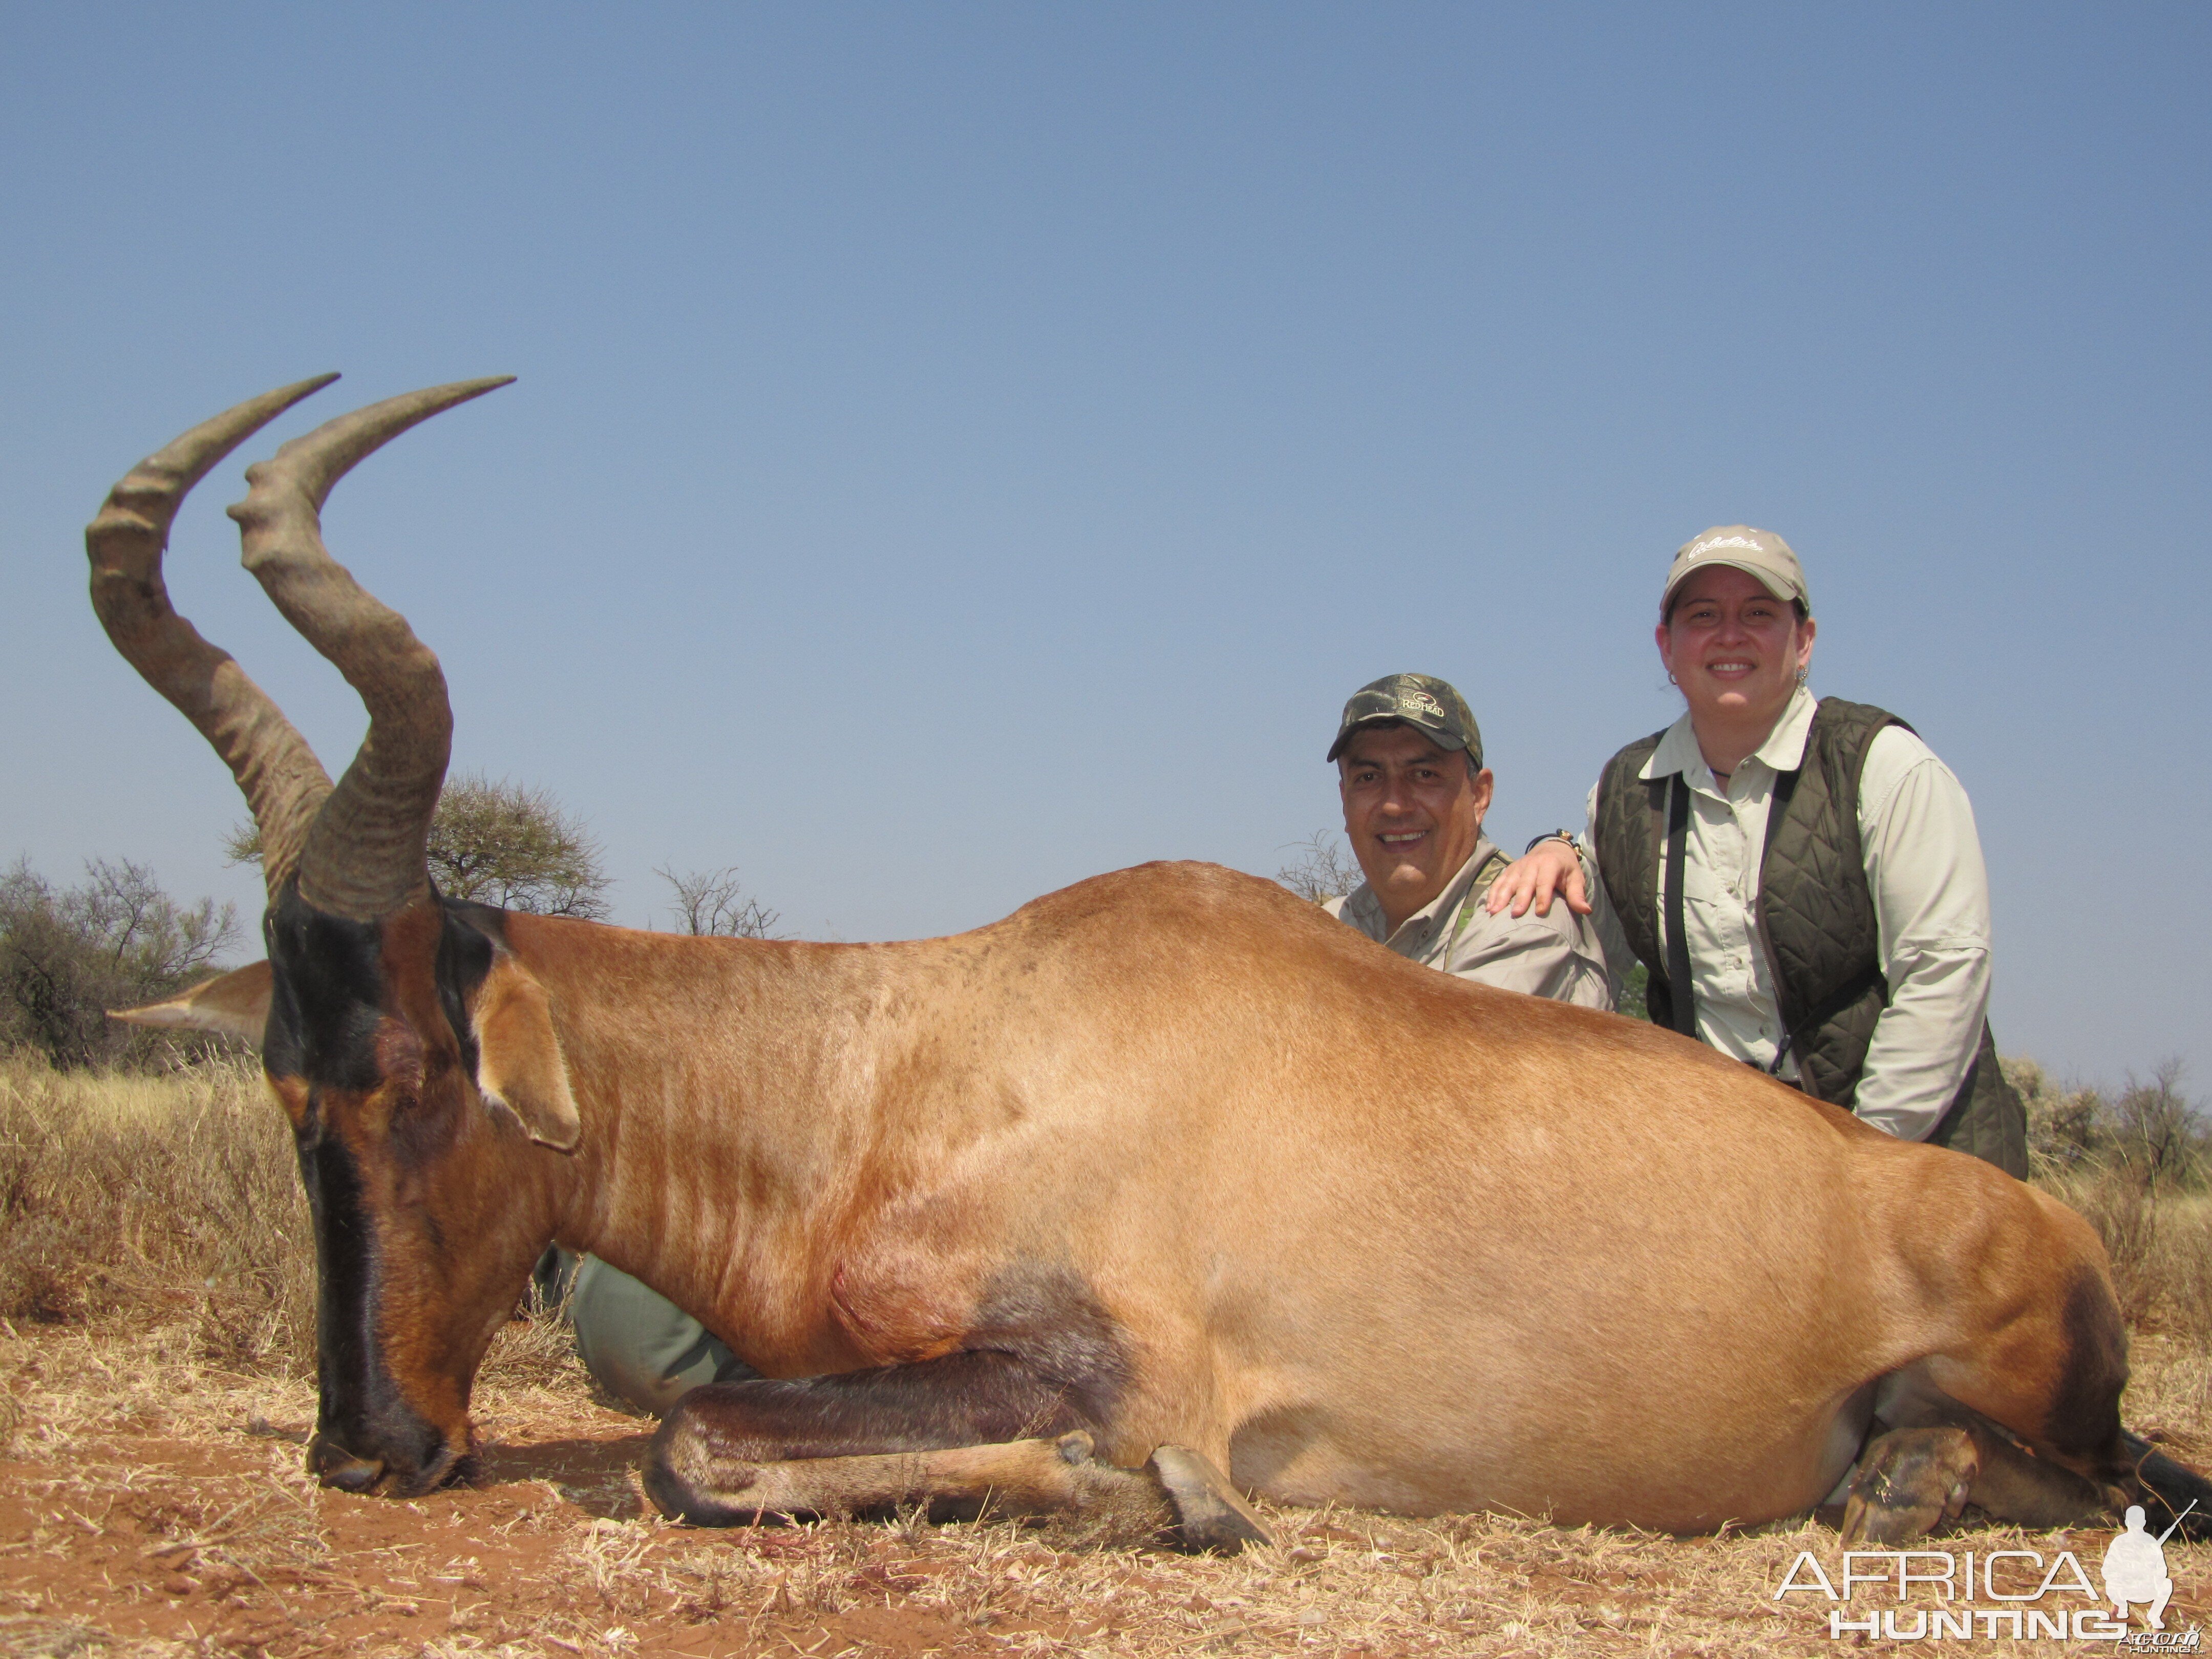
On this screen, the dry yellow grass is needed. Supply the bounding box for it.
[2045,1173,2212,1341]
[5,1050,2209,1656]
[0,1050,311,1368]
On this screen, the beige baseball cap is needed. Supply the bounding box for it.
[1660,525,1810,617]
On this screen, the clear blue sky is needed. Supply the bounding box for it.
[3,5,2204,1091]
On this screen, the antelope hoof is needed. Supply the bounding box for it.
[1841,1426,1979,1547]
[643,1459,773,1527]
[642,1409,772,1526]
[1146,1444,1273,1553]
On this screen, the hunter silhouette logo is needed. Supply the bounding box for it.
[2105,1502,2192,1634]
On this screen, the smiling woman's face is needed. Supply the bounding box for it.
[1656,565,1817,743]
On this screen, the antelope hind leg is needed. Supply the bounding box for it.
[1840,1427,1979,1547]
[1843,1382,2124,1547]
[1841,1414,2212,1545]
[1839,1420,2118,1546]
[647,1429,1270,1552]
[1855,1186,2212,1541]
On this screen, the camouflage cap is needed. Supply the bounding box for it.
[1661,525,1811,617]
[1327,673,1483,769]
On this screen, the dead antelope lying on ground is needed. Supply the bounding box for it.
[97,376,2210,1552]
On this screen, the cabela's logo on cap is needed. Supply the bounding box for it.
[1688,534,1765,559]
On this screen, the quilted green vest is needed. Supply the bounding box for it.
[1591,697,2027,1178]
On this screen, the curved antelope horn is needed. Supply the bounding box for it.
[227,376,516,921]
[88,375,346,899]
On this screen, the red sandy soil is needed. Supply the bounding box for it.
[0,1399,1046,1657]
[7,1323,2209,1658]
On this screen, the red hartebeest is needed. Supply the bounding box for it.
[99,377,2208,1551]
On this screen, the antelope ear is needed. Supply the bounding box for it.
[471,955,582,1153]
[109,960,273,1045]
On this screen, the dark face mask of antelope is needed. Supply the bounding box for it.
[87,374,585,1495]
[261,891,580,1494]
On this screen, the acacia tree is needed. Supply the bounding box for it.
[424,774,611,918]
[656,864,781,938]
[0,857,240,1068]
[226,772,612,920]
[1274,830,1364,905]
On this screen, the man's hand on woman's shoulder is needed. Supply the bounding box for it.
[1485,839,1590,919]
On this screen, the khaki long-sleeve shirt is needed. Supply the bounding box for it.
[1327,835,1615,1008]
[1580,685,1993,1143]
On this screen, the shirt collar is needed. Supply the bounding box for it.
[1640,685,1818,789]
[1343,835,1502,946]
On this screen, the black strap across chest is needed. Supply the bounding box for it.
[1662,778,1695,1038]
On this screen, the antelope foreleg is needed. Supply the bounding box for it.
[2123,1432,2212,1541]
[646,1429,1269,1552]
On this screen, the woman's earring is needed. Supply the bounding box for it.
[1797,668,1809,686]
[1667,671,1678,686]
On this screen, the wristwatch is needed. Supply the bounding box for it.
[1524,830,1579,856]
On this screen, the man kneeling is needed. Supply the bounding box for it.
[1323,673,1611,1007]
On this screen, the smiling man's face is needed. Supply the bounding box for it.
[1337,724,1493,933]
